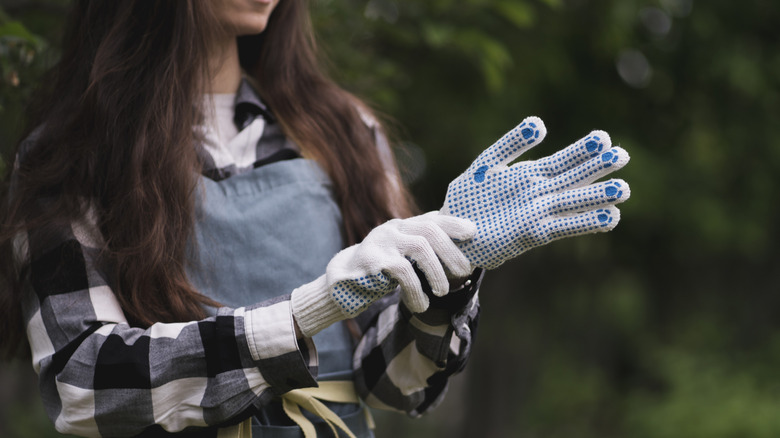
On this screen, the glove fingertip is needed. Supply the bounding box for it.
[621,150,631,167]
[611,178,631,202]
[427,270,452,297]
[403,289,430,313]
[430,213,477,240]
[524,115,546,131]
[451,218,477,240]
[595,205,621,232]
[611,145,630,159]
[431,286,449,298]
[449,267,474,283]
[589,129,612,146]
[521,116,547,143]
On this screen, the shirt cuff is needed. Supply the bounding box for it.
[241,298,318,393]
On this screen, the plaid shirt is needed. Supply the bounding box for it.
[16,82,482,437]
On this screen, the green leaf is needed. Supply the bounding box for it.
[421,21,455,48]
[538,0,563,9]
[452,29,512,92]
[492,0,536,28]
[0,21,40,43]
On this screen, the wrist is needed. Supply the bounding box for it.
[290,275,345,338]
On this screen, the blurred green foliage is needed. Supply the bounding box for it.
[2,0,780,437]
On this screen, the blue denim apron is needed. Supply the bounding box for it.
[187,158,373,437]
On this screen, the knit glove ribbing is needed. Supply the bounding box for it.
[291,212,475,337]
[441,116,630,270]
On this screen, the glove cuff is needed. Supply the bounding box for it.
[291,275,345,338]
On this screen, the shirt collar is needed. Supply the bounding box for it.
[233,78,275,130]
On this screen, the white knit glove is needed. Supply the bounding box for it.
[441,116,630,270]
[291,212,475,337]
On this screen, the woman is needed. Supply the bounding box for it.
[0,1,630,437]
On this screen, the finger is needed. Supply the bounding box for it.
[548,179,630,215]
[382,255,427,310]
[393,234,450,297]
[383,256,432,313]
[528,130,611,177]
[472,116,547,172]
[533,146,630,196]
[420,212,477,241]
[545,205,622,242]
[401,284,430,314]
[403,215,474,279]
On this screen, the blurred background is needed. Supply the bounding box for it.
[2,0,779,437]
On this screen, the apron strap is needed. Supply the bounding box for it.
[217,381,374,438]
[281,381,375,438]
[218,418,253,438]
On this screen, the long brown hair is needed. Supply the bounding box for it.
[0,0,413,357]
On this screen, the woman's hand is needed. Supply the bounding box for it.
[291,212,475,337]
[441,116,630,270]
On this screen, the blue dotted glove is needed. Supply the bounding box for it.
[441,116,630,270]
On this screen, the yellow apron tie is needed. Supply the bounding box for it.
[217,417,252,438]
[281,380,375,438]
[219,380,373,438]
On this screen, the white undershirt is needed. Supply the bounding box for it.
[202,93,265,170]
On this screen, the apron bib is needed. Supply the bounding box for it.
[187,159,371,437]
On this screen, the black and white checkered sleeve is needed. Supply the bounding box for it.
[351,270,482,416]
[20,207,318,437]
[350,120,483,416]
